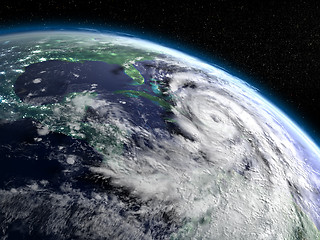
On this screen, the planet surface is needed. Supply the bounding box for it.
[0,30,319,239]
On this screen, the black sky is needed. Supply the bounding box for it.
[1,0,320,142]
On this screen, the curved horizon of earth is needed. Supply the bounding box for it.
[0,30,319,239]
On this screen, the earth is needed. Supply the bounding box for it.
[0,30,319,240]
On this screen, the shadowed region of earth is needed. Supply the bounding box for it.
[0,118,103,190]
[0,118,181,239]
